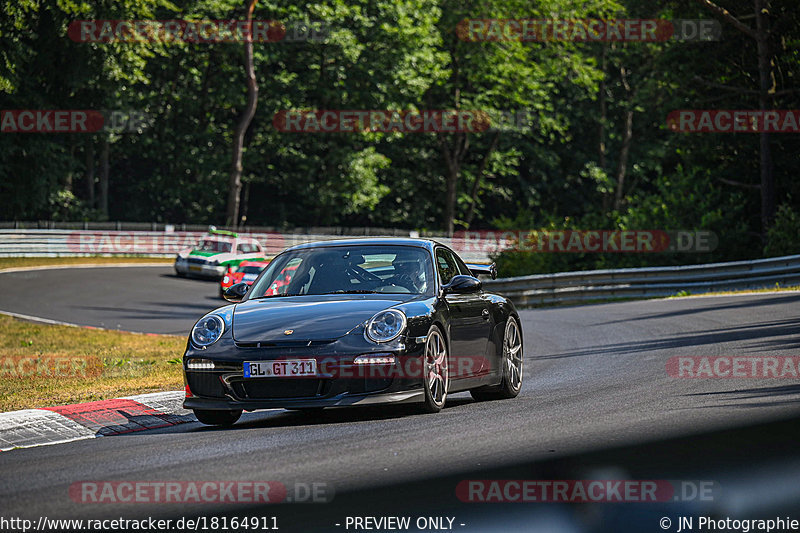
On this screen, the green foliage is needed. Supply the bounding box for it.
[765,203,800,257]
[1,0,798,277]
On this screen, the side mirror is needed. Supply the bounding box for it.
[442,275,482,295]
[223,282,249,303]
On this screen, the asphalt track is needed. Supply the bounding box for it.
[0,266,223,335]
[1,266,800,532]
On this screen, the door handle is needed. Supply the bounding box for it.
[481,308,490,320]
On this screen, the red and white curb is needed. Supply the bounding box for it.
[0,391,193,452]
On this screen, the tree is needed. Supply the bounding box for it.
[226,0,259,228]
[692,0,775,240]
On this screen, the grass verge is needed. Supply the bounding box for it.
[520,286,800,309]
[0,314,184,412]
[667,285,800,298]
[0,256,172,270]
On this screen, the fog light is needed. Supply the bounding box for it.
[187,359,215,370]
[354,354,396,365]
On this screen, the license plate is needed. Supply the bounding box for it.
[244,360,317,378]
[189,265,202,272]
[243,273,258,281]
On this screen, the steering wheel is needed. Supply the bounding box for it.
[347,265,383,283]
[390,273,420,293]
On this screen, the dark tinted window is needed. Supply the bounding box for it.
[250,245,434,297]
[435,248,460,285]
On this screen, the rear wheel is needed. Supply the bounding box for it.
[470,317,523,401]
[193,409,242,426]
[420,325,448,413]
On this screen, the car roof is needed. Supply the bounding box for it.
[238,260,270,266]
[285,237,443,253]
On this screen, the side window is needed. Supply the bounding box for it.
[237,243,258,253]
[435,249,459,285]
[453,253,472,277]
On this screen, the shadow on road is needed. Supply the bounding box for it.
[535,317,800,360]
[201,397,477,432]
[590,293,800,326]
[681,384,800,409]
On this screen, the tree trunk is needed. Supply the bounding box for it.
[226,0,259,228]
[598,44,608,171]
[85,137,95,208]
[99,135,109,218]
[464,131,500,229]
[439,132,468,236]
[599,44,610,213]
[693,0,776,240]
[614,65,634,212]
[614,109,634,211]
[755,0,775,239]
[65,139,75,194]
[444,169,457,236]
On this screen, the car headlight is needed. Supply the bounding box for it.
[365,309,406,343]
[191,315,225,347]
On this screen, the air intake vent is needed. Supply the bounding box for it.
[234,339,336,348]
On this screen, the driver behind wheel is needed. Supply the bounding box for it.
[389,257,425,292]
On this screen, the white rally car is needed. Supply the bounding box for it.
[174,229,268,279]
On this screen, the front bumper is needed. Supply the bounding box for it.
[182,334,427,411]
[175,258,227,278]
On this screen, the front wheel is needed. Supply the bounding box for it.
[420,325,449,413]
[193,409,242,426]
[470,317,523,401]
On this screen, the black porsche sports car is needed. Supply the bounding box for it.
[182,238,523,426]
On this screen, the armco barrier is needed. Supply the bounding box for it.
[483,254,800,307]
[0,229,489,263]
[2,229,797,307]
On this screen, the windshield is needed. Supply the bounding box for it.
[237,265,266,275]
[249,245,434,298]
[197,239,232,253]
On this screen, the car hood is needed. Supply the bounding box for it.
[232,294,414,342]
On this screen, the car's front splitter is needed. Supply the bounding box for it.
[183,389,425,411]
